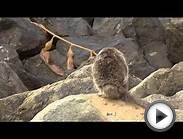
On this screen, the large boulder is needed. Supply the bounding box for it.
[164,19,183,63]
[142,41,172,68]
[93,17,146,39]
[0,72,97,121]
[92,18,172,72]
[132,18,172,69]
[67,64,92,79]
[31,92,183,122]
[130,62,183,98]
[133,18,165,45]
[0,44,47,91]
[93,18,130,37]
[0,18,93,90]
[143,90,183,110]
[0,92,28,121]
[31,94,144,122]
[31,18,94,36]
[0,18,51,90]
[31,94,105,122]
[0,61,27,98]
[0,18,47,58]
[93,18,166,43]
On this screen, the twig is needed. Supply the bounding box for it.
[30,21,97,56]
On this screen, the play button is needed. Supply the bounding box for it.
[156,108,167,124]
[144,100,176,132]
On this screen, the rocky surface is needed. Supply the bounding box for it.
[31,92,183,122]
[31,18,94,36]
[93,18,172,71]
[143,90,183,109]
[0,18,47,58]
[0,75,96,121]
[1,60,183,121]
[164,19,183,64]
[31,94,106,122]
[0,44,48,91]
[0,61,27,98]
[130,62,183,98]
[0,63,142,121]
[1,17,183,121]
[31,94,144,122]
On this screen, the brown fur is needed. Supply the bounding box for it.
[92,47,149,108]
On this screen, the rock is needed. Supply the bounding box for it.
[92,18,171,73]
[82,18,94,27]
[31,18,93,36]
[164,19,183,63]
[128,74,142,89]
[133,18,165,45]
[93,18,166,44]
[0,44,47,90]
[0,18,47,59]
[0,61,28,98]
[56,35,155,79]
[31,94,105,122]
[130,62,183,98]
[67,64,92,79]
[31,94,144,122]
[0,25,47,91]
[128,53,155,79]
[143,41,172,68]
[0,92,28,121]
[10,63,47,90]
[0,75,97,121]
[143,90,183,109]
[93,18,134,37]
[133,18,172,69]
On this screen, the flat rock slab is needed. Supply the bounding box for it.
[32,94,144,122]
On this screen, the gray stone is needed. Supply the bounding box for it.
[0,61,27,98]
[143,41,172,68]
[143,90,183,109]
[133,18,165,45]
[92,17,138,39]
[0,44,47,91]
[164,19,183,63]
[0,18,47,56]
[31,94,105,122]
[130,62,183,98]
[31,18,94,36]
[0,75,97,121]
[92,18,171,76]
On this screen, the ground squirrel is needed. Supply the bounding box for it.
[92,47,149,108]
